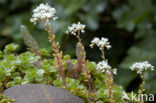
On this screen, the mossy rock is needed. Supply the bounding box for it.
[3,84,85,103]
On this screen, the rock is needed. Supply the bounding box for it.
[3,84,85,103]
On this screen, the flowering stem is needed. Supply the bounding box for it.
[101,47,106,61]
[138,72,145,103]
[80,43,92,92]
[84,60,92,92]
[76,30,81,43]
[76,31,93,92]
[105,71,114,103]
[45,22,66,87]
[101,48,114,103]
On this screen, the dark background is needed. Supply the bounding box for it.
[0,0,156,95]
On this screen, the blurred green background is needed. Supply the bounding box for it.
[0,0,156,94]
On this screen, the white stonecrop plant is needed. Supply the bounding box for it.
[12,2,155,103]
[30,3,58,24]
[65,22,86,35]
[90,37,117,75]
[90,37,116,103]
[90,37,111,50]
[130,61,154,103]
[130,61,154,74]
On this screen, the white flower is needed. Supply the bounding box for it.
[65,22,86,35]
[30,3,57,24]
[90,37,100,48]
[90,37,111,50]
[97,61,110,73]
[97,60,117,75]
[97,60,111,70]
[112,68,117,75]
[130,61,154,74]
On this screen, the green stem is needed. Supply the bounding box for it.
[101,47,106,61]
[138,72,145,103]
[76,30,81,43]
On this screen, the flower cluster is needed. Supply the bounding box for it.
[30,3,57,24]
[65,22,86,35]
[97,60,117,75]
[130,61,154,74]
[90,37,111,50]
